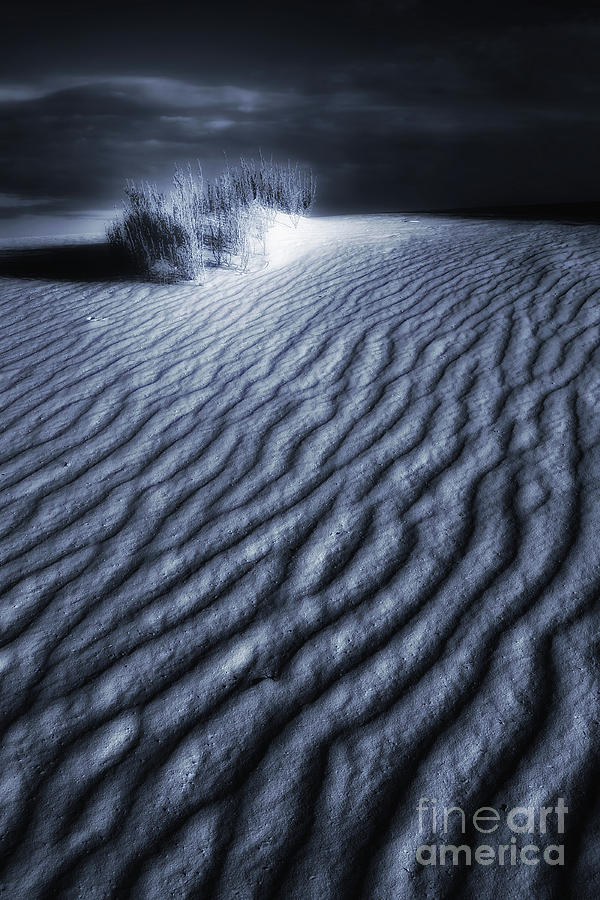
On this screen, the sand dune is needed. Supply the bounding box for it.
[0,214,599,898]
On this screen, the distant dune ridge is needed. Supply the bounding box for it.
[0,214,599,898]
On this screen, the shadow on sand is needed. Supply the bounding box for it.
[0,242,138,282]
[2,204,599,284]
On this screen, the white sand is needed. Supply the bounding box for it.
[0,214,599,898]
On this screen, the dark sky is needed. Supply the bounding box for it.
[1,0,599,236]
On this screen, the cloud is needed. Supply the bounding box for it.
[0,192,55,208]
[1,36,600,237]
[0,76,295,113]
[0,84,50,103]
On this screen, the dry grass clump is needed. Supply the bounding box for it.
[108,156,316,281]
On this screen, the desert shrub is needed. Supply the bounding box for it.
[107,183,195,281]
[226,155,317,220]
[108,156,316,282]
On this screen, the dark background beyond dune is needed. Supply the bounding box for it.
[1,0,600,236]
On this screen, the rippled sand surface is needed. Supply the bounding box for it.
[0,215,599,898]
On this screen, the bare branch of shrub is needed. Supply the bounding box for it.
[108,156,316,282]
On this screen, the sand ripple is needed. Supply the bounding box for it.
[0,215,599,898]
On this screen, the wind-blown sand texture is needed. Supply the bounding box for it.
[0,215,599,899]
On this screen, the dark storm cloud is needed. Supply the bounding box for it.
[1,0,600,234]
[0,78,311,219]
